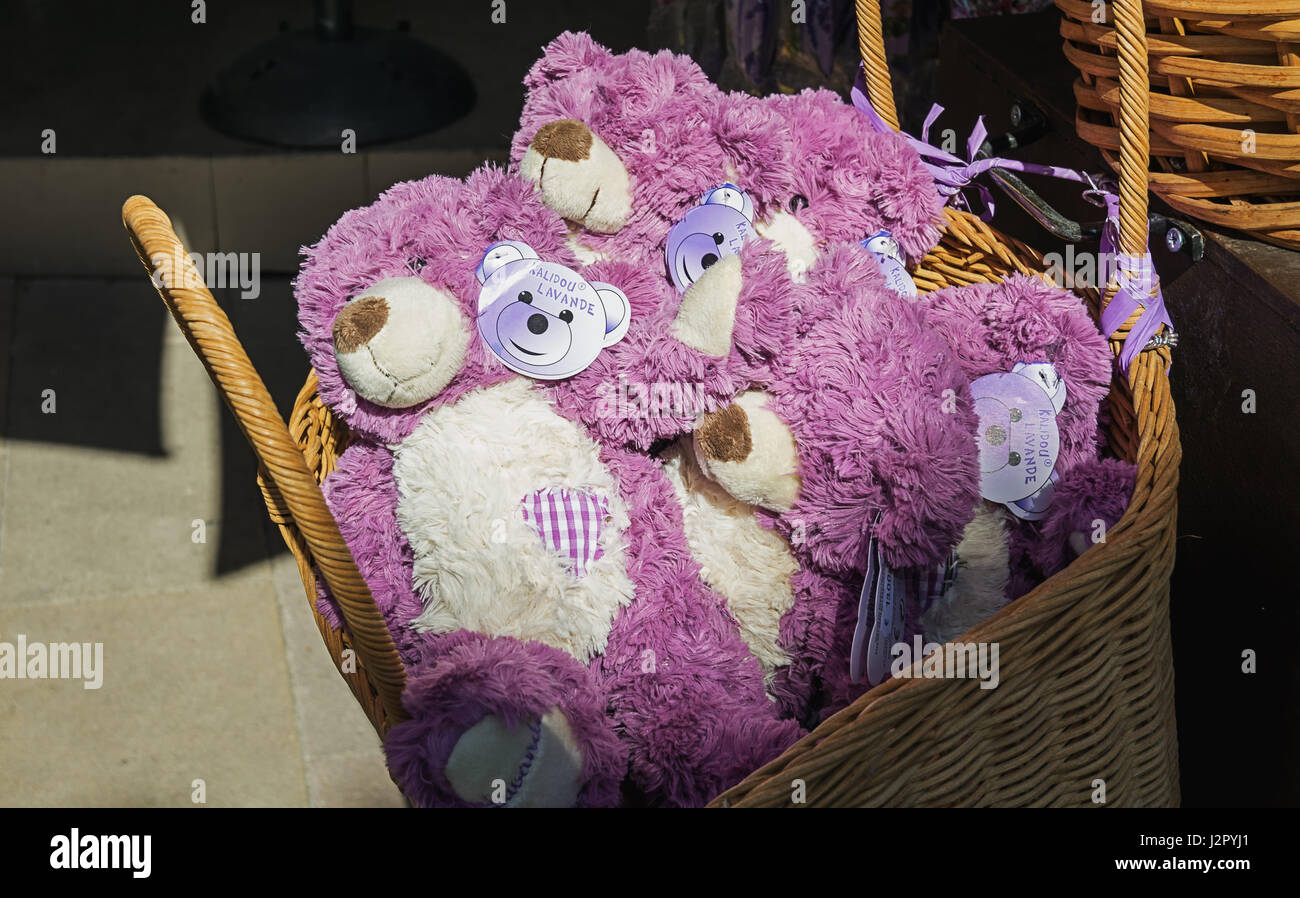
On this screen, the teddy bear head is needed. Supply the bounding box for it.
[297,165,594,444]
[513,32,944,294]
[759,88,946,267]
[511,32,796,263]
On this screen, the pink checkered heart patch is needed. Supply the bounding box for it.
[520,487,611,579]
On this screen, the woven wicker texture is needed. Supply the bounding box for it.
[122,0,1180,807]
[1060,0,1300,250]
[122,197,408,732]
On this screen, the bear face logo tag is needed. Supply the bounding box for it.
[475,241,631,380]
[665,183,754,292]
[861,229,917,298]
[970,361,1067,520]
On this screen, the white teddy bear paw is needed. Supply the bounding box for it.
[444,707,585,808]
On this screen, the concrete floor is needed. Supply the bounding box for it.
[0,276,403,807]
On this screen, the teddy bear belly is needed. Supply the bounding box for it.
[659,441,797,683]
[393,379,635,665]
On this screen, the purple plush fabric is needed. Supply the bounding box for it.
[513,32,945,270]
[1029,456,1136,578]
[296,164,802,806]
[762,244,981,573]
[512,32,797,264]
[296,166,578,444]
[385,631,627,808]
[592,444,804,805]
[317,441,425,666]
[914,274,1113,472]
[763,89,946,264]
[512,37,983,722]
[1002,456,1135,605]
[550,244,800,448]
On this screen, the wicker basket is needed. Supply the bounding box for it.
[122,0,1181,807]
[1059,0,1300,250]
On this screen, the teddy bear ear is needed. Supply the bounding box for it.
[524,31,613,89]
[702,183,754,223]
[591,282,631,347]
[476,240,538,285]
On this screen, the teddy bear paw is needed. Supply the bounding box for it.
[670,252,742,357]
[444,707,586,808]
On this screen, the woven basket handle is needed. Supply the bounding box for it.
[854,0,1150,255]
[121,195,409,728]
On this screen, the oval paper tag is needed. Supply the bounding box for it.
[970,369,1061,505]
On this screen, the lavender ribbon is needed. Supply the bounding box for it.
[850,65,1174,372]
[851,66,1088,221]
[1096,195,1176,374]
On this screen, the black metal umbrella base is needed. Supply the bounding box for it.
[200,25,476,149]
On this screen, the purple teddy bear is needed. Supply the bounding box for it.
[511,32,1134,719]
[296,165,804,807]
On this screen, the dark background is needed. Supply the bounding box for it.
[1,0,1294,806]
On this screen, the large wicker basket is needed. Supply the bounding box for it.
[1060,0,1300,250]
[122,0,1181,807]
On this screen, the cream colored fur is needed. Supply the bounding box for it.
[519,133,632,234]
[754,211,819,282]
[919,503,1012,644]
[566,225,610,265]
[692,390,800,513]
[661,443,796,683]
[445,708,584,807]
[395,379,634,663]
[670,253,742,357]
[335,277,470,409]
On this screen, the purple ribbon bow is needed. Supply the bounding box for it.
[850,65,1174,373]
[851,66,1087,221]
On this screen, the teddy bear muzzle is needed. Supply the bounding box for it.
[519,119,633,234]
[692,390,801,513]
[333,276,470,410]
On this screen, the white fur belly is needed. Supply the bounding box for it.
[660,441,796,681]
[393,379,633,663]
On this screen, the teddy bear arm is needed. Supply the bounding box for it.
[320,441,429,663]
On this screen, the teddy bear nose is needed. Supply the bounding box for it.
[333,295,389,353]
[527,313,549,334]
[529,119,593,162]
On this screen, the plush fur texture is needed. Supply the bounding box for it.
[512,32,793,264]
[1027,456,1136,579]
[762,88,946,265]
[308,35,1126,789]
[384,631,625,808]
[549,243,800,449]
[300,165,802,807]
[395,378,635,663]
[510,34,990,721]
[760,244,981,574]
[693,389,802,512]
[296,168,577,445]
[660,443,798,684]
[913,275,1113,472]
